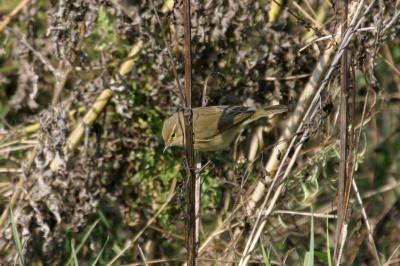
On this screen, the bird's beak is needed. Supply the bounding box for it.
[163,145,169,153]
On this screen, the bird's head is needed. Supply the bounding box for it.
[162,113,185,152]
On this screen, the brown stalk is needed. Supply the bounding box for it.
[334,0,350,263]
[182,0,196,264]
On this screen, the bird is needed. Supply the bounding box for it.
[162,105,287,152]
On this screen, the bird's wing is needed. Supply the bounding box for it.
[192,106,254,140]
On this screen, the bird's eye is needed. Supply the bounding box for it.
[171,132,176,138]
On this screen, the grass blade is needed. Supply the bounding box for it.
[66,219,100,265]
[90,236,110,266]
[9,206,25,266]
[71,241,79,266]
[259,242,271,266]
[303,208,314,266]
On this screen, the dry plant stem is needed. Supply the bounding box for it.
[182,0,196,264]
[334,0,350,263]
[0,147,37,235]
[268,0,286,23]
[0,144,36,154]
[9,28,56,75]
[384,242,400,266]
[382,10,400,34]
[0,0,32,32]
[300,26,376,52]
[303,0,317,18]
[194,80,209,246]
[106,178,177,266]
[151,0,197,259]
[195,204,242,258]
[347,81,379,263]
[0,168,22,174]
[273,210,337,219]
[351,179,381,265]
[265,73,310,81]
[292,1,331,37]
[347,181,399,266]
[247,127,264,162]
[195,156,201,246]
[0,107,86,144]
[148,224,185,240]
[137,245,149,266]
[383,44,400,87]
[304,0,331,40]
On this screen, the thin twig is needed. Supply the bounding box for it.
[7,28,57,75]
[384,242,400,266]
[299,26,376,52]
[272,210,337,219]
[351,179,381,265]
[0,0,32,32]
[137,244,149,266]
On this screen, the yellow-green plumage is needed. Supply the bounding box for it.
[162,105,287,151]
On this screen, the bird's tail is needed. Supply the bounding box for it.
[252,105,288,120]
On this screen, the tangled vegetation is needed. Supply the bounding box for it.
[0,0,399,265]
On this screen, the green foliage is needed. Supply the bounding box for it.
[260,244,271,266]
[201,168,222,211]
[94,7,119,52]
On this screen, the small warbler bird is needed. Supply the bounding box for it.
[162,105,287,151]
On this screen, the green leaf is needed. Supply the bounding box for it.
[9,206,25,266]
